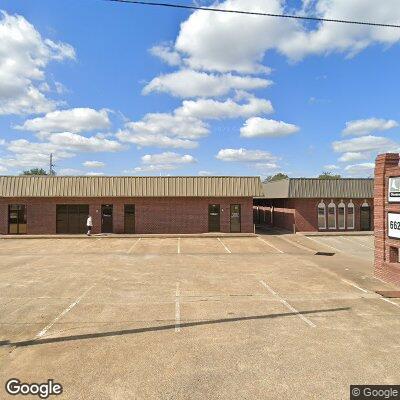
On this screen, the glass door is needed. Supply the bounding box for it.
[124,204,135,234]
[8,205,27,234]
[208,204,220,232]
[230,204,241,233]
[101,204,113,233]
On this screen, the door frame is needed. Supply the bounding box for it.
[101,204,114,233]
[208,204,220,232]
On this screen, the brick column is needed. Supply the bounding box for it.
[374,153,399,282]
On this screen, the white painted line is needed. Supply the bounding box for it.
[306,236,342,253]
[277,235,314,252]
[36,285,95,339]
[259,280,316,328]
[175,282,181,332]
[177,237,181,254]
[127,238,141,254]
[341,279,368,293]
[257,236,284,254]
[381,297,400,309]
[217,238,231,253]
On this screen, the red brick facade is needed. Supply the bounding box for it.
[254,198,373,233]
[0,197,254,234]
[374,153,400,286]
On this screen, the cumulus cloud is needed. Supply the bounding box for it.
[142,69,271,98]
[175,97,273,119]
[323,164,340,171]
[116,132,198,149]
[332,135,397,153]
[216,148,277,162]
[86,172,105,176]
[142,152,196,164]
[240,117,299,138]
[338,152,369,163]
[83,160,105,168]
[124,164,178,174]
[342,118,398,136]
[16,108,111,134]
[344,163,375,176]
[0,11,75,115]
[149,43,182,66]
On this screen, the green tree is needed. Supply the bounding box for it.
[263,173,289,183]
[318,172,341,180]
[21,168,48,176]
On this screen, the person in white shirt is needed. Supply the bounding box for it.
[86,215,93,236]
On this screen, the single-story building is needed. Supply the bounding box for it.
[0,176,264,235]
[254,178,374,232]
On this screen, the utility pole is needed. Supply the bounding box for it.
[49,153,56,175]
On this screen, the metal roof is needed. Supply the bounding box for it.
[0,176,264,198]
[261,178,374,199]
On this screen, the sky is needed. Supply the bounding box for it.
[0,0,400,178]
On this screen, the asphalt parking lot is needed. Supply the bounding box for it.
[0,234,399,399]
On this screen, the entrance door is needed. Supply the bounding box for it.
[8,204,27,234]
[101,204,113,233]
[230,204,241,233]
[124,204,135,234]
[360,206,371,231]
[56,205,88,234]
[208,204,220,232]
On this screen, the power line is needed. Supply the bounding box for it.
[105,0,400,29]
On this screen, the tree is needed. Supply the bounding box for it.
[21,168,48,176]
[318,172,341,180]
[263,173,289,183]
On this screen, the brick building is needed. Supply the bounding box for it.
[0,176,263,235]
[374,153,400,286]
[254,178,374,233]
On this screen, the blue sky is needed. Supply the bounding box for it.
[1,0,400,177]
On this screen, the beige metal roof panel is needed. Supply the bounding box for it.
[0,176,264,198]
[262,178,373,199]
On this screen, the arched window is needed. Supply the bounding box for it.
[347,200,355,229]
[317,200,326,229]
[328,200,336,229]
[338,201,345,230]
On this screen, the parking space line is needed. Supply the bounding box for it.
[177,238,181,254]
[175,282,181,332]
[341,236,374,250]
[306,236,342,253]
[259,280,316,328]
[127,238,141,254]
[36,285,95,339]
[277,235,314,253]
[217,238,231,253]
[257,236,284,254]
[341,279,368,293]
[381,297,400,309]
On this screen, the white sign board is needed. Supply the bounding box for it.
[388,213,400,239]
[388,177,400,202]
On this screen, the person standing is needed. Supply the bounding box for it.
[86,215,93,236]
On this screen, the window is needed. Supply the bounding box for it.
[8,204,27,234]
[328,201,336,229]
[338,201,345,230]
[317,201,326,229]
[347,201,355,230]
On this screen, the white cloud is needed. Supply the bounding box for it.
[175,97,273,119]
[342,118,398,136]
[344,163,375,176]
[83,160,105,168]
[323,164,340,171]
[48,132,124,153]
[143,69,271,98]
[142,152,196,164]
[338,152,369,163]
[59,168,82,175]
[216,148,277,162]
[198,170,213,176]
[86,172,105,176]
[16,108,111,134]
[116,132,198,149]
[124,164,178,174]
[332,135,397,153]
[240,117,299,138]
[150,43,182,66]
[0,11,75,115]
[0,165,8,173]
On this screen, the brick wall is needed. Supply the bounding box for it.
[374,153,400,286]
[0,197,254,234]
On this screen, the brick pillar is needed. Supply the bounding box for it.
[374,153,399,280]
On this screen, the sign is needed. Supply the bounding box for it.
[388,177,400,202]
[388,213,400,239]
